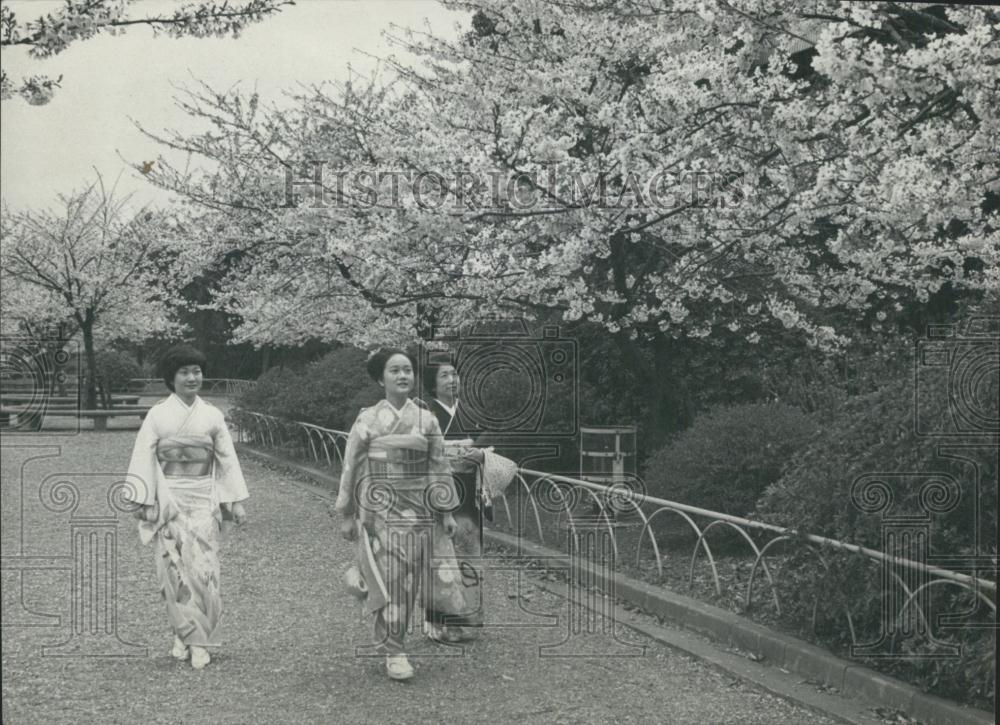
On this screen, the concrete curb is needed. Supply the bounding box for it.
[236,444,995,725]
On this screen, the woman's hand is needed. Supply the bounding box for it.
[135,503,158,523]
[231,502,247,525]
[340,517,357,542]
[442,513,458,538]
[461,448,486,464]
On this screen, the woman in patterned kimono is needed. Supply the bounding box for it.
[334,348,469,681]
[421,361,516,644]
[126,345,248,670]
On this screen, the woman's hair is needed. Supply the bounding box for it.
[366,347,414,384]
[159,344,208,392]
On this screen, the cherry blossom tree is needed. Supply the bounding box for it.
[0,0,292,104]
[0,275,81,399]
[141,0,999,430]
[1,176,198,406]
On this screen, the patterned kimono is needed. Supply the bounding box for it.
[126,395,249,648]
[334,398,470,653]
[426,398,487,629]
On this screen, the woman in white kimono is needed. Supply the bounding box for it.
[126,345,248,670]
[335,348,470,681]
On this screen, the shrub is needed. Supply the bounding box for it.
[641,402,820,516]
[755,372,997,709]
[236,365,303,417]
[235,345,381,431]
[87,350,142,405]
[757,373,998,556]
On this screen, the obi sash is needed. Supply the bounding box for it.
[157,434,214,477]
[366,434,429,483]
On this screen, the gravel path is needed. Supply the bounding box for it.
[2,430,839,724]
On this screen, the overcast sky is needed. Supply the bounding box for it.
[0,0,465,211]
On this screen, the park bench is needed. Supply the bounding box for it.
[1,400,142,412]
[0,394,140,406]
[0,406,150,431]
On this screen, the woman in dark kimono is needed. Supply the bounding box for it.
[420,361,505,643]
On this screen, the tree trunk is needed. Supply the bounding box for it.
[611,330,694,450]
[651,333,692,438]
[82,320,98,409]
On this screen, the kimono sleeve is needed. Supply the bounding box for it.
[213,411,249,504]
[125,409,160,506]
[424,413,460,513]
[334,412,371,517]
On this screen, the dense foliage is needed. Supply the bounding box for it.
[236,345,383,431]
[146,1,997,353]
[90,349,142,397]
[755,332,997,709]
[642,402,819,515]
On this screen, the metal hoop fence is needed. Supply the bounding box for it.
[231,411,996,653]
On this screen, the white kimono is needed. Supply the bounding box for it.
[126,394,248,647]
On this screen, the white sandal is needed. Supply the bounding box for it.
[190,646,211,670]
[386,654,414,681]
[170,636,189,661]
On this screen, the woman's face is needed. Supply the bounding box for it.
[173,364,203,396]
[381,354,413,398]
[435,364,459,399]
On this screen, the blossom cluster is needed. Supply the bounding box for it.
[142,0,998,350]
